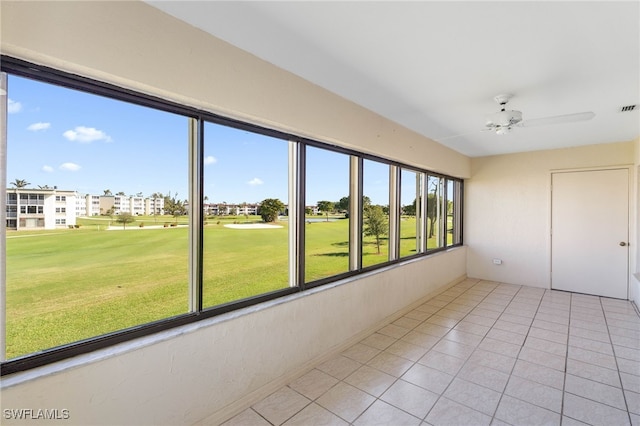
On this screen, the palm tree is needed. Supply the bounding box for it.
[10,179,30,188]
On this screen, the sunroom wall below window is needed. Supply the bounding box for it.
[1,249,467,425]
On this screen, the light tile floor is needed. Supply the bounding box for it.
[222,279,640,426]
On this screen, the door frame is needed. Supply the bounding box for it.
[549,165,635,299]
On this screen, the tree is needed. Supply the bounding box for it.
[317,200,334,222]
[334,195,370,216]
[426,193,439,238]
[103,189,112,196]
[38,184,52,190]
[362,196,372,210]
[10,179,30,188]
[116,212,135,229]
[116,191,126,196]
[164,192,186,218]
[335,196,349,213]
[403,199,417,216]
[363,205,388,255]
[259,198,284,223]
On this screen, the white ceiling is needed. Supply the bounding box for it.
[147,1,639,157]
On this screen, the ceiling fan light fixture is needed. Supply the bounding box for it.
[486,109,523,128]
[495,126,512,135]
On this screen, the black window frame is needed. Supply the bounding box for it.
[1,56,463,376]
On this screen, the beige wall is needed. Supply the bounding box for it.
[1,1,469,424]
[634,138,640,304]
[466,141,636,291]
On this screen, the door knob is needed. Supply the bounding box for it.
[619,242,627,246]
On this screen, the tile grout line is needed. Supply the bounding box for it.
[487,285,551,425]
[238,282,637,426]
[418,281,522,425]
[600,295,634,426]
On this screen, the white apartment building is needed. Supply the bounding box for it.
[6,191,165,230]
[6,189,77,230]
[203,202,260,216]
[145,197,165,216]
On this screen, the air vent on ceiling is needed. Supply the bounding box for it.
[620,105,637,112]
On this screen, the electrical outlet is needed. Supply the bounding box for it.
[492,258,502,265]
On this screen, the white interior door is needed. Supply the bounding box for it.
[551,168,629,299]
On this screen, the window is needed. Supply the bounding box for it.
[305,146,350,282]
[447,179,462,247]
[362,159,390,267]
[4,72,189,361]
[400,168,421,258]
[426,175,445,250]
[202,121,290,309]
[1,58,463,375]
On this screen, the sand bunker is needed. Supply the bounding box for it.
[224,223,283,229]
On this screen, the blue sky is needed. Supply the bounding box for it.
[7,74,403,206]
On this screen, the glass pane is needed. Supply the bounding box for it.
[305,146,350,282]
[427,175,445,249]
[202,122,289,308]
[400,169,420,257]
[446,179,455,246]
[362,159,389,267]
[5,75,189,360]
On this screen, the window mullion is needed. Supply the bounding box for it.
[417,173,427,253]
[439,179,447,247]
[188,117,202,312]
[289,141,303,288]
[349,156,363,271]
[388,165,400,261]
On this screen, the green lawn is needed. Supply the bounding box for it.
[5,214,449,359]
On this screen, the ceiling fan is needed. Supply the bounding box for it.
[484,93,595,135]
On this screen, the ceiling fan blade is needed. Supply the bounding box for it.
[435,128,492,141]
[519,111,595,128]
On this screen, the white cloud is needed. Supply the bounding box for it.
[204,155,217,165]
[63,126,112,143]
[42,165,54,172]
[59,162,81,171]
[28,122,51,131]
[8,99,22,114]
[247,178,264,186]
